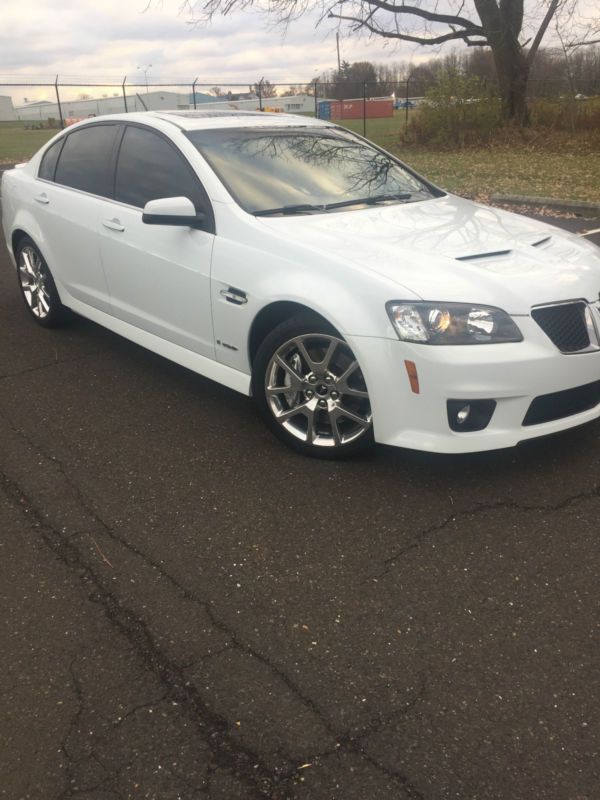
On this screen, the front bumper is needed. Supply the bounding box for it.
[346,316,600,453]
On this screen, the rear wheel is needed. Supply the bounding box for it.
[252,314,373,458]
[16,237,68,327]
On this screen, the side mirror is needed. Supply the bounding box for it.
[142,196,205,229]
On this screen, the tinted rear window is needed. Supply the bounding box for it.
[38,139,63,181]
[55,125,118,197]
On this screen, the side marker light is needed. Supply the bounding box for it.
[404,360,420,394]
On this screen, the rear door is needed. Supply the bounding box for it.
[97,124,216,358]
[36,123,120,313]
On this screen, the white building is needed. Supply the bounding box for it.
[203,94,316,114]
[15,91,190,122]
[0,95,17,121]
[15,91,317,122]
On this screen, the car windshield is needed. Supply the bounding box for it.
[186,126,440,216]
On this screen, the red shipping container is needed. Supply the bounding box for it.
[329,99,393,120]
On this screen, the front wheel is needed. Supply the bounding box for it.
[252,314,374,458]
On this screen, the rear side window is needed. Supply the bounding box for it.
[115,126,203,210]
[54,125,118,197]
[39,139,63,181]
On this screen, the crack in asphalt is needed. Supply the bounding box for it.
[0,467,426,799]
[288,679,428,800]
[2,410,344,734]
[59,660,92,800]
[111,693,170,728]
[0,469,283,800]
[366,487,600,583]
[0,412,427,798]
[2,415,422,755]
[8,403,598,797]
[0,350,99,382]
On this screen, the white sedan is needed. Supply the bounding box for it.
[2,110,600,457]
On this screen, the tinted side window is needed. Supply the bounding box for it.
[115,126,203,210]
[39,139,64,181]
[55,125,118,197]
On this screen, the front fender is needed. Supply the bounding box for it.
[210,233,417,375]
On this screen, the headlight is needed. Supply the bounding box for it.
[386,301,523,344]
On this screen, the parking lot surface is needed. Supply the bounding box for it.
[1,215,599,799]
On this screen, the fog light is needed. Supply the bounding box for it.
[447,399,496,432]
[456,404,471,425]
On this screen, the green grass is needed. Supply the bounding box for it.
[340,113,600,203]
[1,111,598,203]
[0,127,54,162]
[392,147,600,203]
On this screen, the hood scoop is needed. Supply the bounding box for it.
[531,235,552,247]
[454,235,553,262]
[456,249,511,262]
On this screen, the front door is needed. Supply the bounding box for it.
[98,124,215,359]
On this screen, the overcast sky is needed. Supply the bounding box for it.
[1,0,593,101]
[1,0,421,92]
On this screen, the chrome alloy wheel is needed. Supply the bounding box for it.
[265,333,372,447]
[18,245,51,319]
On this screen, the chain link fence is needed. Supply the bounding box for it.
[0,78,424,163]
[1,75,598,162]
[2,76,598,123]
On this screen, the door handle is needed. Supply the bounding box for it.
[34,193,49,204]
[102,218,125,232]
[220,288,248,305]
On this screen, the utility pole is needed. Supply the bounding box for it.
[336,32,341,75]
[137,64,152,93]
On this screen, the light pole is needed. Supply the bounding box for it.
[137,64,152,94]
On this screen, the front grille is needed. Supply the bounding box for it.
[531,302,590,352]
[523,380,600,426]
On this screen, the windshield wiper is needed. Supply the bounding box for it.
[254,204,323,217]
[254,193,415,216]
[325,193,413,210]
[367,192,414,204]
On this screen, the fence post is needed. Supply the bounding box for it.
[405,77,410,127]
[122,76,128,113]
[192,77,198,110]
[363,82,367,137]
[54,75,64,129]
[258,78,263,111]
[314,79,319,118]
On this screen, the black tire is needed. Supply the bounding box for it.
[252,313,374,459]
[16,236,68,328]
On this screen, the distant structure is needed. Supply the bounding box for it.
[318,98,394,120]
[14,90,316,122]
[0,95,17,120]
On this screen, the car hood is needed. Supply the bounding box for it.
[257,195,600,315]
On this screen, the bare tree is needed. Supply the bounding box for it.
[564,14,600,47]
[252,78,278,97]
[280,84,303,95]
[186,0,574,123]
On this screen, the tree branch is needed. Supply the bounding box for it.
[566,37,600,47]
[526,0,561,65]
[344,0,482,31]
[328,11,485,43]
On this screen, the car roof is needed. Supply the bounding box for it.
[72,110,336,132]
[154,110,334,131]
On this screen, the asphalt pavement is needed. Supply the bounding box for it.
[1,213,599,800]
